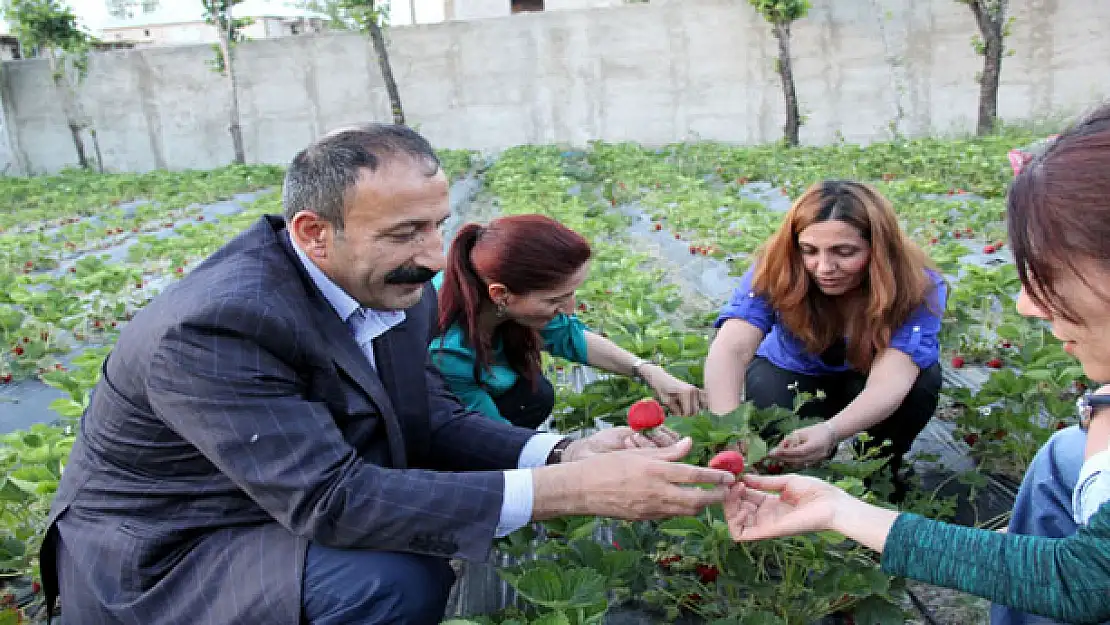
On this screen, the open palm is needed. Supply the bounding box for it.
[724,474,847,542]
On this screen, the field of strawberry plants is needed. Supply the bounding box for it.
[0,129,1090,624]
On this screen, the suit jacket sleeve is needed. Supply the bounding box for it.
[145,299,509,561]
[421,351,538,471]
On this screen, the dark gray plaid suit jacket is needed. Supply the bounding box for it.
[40,215,536,624]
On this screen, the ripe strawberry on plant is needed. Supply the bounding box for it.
[695,564,720,584]
[987,358,1003,369]
[709,450,745,475]
[627,398,666,433]
[951,356,965,368]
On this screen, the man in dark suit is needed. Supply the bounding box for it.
[40,124,736,625]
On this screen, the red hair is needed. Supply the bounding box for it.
[437,214,592,384]
[752,180,938,371]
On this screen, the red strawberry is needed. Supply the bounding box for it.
[983,245,996,254]
[987,358,1003,369]
[22,336,29,343]
[31,581,40,593]
[577,303,587,312]
[12,346,23,356]
[951,356,965,368]
[994,429,1008,440]
[627,398,666,432]
[953,231,962,239]
[965,227,973,234]
[658,555,681,569]
[689,245,698,255]
[1056,421,1067,431]
[709,450,745,475]
[964,433,979,446]
[176,267,184,274]
[654,223,662,231]
[764,460,784,474]
[695,564,720,584]
[68,267,76,273]
[611,540,621,550]
[1001,342,1012,348]
[24,261,33,268]
[674,233,681,240]
[1,374,11,384]
[930,237,938,245]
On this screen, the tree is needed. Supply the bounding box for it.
[295,1,406,125]
[4,0,102,170]
[201,0,249,164]
[747,0,811,146]
[957,0,1012,136]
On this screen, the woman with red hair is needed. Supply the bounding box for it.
[704,180,947,500]
[430,214,702,429]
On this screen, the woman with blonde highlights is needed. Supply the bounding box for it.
[704,180,946,499]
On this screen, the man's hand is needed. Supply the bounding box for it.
[641,364,704,417]
[532,437,736,521]
[563,425,681,462]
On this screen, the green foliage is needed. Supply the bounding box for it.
[2,0,89,52]
[746,0,811,25]
[334,0,391,31]
[200,0,252,72]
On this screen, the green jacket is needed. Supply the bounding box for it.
[428,272,590,423]
[882,503,1110,623]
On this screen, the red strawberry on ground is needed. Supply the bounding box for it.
[654,223,662,231]
[983,245,996,254]
[627,398,666,433]
[951,356,965,368]
[1056,421,1067,431]
[708,450,745,475]
[31,581,40,593]
[1,374,11,384]
[12,346,23,356]
[987,358,1003,369]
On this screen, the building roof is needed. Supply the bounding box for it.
[100,1,327,31]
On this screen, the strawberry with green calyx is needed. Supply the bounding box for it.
[627,398,666,434]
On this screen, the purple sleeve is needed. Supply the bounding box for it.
[714,266,775,333]
[889,272,948,369]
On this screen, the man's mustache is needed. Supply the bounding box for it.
[384,265,437,285]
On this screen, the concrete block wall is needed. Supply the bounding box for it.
[3,0,1109,175]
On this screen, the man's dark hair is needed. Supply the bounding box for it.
[282,123,441,229]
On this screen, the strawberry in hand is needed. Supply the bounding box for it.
[627,398,666,434]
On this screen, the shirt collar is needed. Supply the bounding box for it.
[287,231,405,328]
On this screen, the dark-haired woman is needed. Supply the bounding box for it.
[723,104,1110,624]
[429,214,703,429]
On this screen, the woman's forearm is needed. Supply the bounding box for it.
[582,331,644,378]
[704,320,764,415]
[827,350,917,439]
[829,497,900,552]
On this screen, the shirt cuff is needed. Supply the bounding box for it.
[518,432,567,468]
[495,469,534,537]
[1073,448,1110,526]
[494,434,567,538]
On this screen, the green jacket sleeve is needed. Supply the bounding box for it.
[428,348,509,424]
[541,314,590,364]
[880,504,1110,624]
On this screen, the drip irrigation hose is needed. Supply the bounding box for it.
[906,586,942,625]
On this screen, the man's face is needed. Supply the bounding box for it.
[290,157,450,311]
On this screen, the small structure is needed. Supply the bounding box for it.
[99,1,329,48]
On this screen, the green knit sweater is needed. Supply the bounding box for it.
[881,503,1110,624]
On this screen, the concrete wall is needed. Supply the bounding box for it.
[4,0,1110,175]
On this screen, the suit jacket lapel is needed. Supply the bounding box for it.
[373,324,430,467]
[272,219,409,469]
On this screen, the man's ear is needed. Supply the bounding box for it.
[288,211,333,259]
